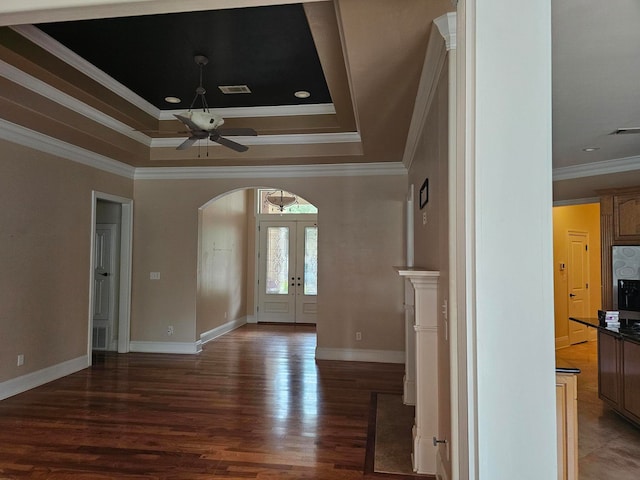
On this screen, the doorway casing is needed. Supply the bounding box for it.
[88,191,133,361]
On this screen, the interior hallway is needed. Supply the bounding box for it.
[0,324,406,479]
[556,340,640,479]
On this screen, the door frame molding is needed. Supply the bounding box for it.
[88,191,133,361]
[254,213,317,323]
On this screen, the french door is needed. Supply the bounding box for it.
[258,220,317,323]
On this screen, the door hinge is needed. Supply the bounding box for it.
[585,244,588,251]
[586,283,589,289]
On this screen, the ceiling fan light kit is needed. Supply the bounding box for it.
[173,55,257,153]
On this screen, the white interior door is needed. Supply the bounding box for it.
[567,231,589,344]
[258,220,317,323]
[93,224,117,350]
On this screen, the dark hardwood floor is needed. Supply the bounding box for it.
[0,324,405,479]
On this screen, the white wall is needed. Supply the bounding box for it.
[461,0,557,478]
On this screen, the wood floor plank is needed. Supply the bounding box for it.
[0,324,404,479]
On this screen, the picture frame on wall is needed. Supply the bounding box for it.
[419,178,429,209]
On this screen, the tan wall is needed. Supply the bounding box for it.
[196,189,249,336]
[553,203,602,347]
[408,56,451,478]
[0,139,133,382]
[131,175,406,351]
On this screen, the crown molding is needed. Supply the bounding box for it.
[434,12,457,50]
[1,117,402,180]
[402,19,448,169]
[0,118,136,179]
[159,103,336,120]
[0,58,152,146]
[134,162,407,180]
[0,53,344,150]
[150,131,361,148]
[11,25,161,118]
[553,155,640,181]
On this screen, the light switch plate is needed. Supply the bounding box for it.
[150,272,160,280]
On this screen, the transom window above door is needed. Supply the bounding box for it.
[258,189,317,214]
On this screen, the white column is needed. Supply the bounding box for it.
[457,0,556,478]
[403,278,416,405]
[397,269,440,475]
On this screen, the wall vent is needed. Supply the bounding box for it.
[92,326,108,350]
[218,85,252,94]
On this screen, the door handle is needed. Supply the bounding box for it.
[98,272,109,277]
[569,293,576,297]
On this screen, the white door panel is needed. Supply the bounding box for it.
[93,224,117,350]
[568,231,589,344]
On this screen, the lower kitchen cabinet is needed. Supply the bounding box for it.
[598,329,640,428]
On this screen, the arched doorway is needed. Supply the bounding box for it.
[196,187,318,341]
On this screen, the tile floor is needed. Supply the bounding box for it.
[556,340,640,479]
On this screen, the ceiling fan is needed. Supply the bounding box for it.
[174,55,257,152]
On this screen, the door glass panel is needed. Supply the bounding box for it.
[304,226,318,295]
[266,227,289,295]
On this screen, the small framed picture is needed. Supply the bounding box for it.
[419,178,429,209]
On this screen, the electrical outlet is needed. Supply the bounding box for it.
[17,354,24,366]
[150,272,161,280]
[224,311,228,319]
[355,332,362,341]
[167,325,174,335]
[422,211,427,225]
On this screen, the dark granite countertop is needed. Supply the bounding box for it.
[570,316,640,344]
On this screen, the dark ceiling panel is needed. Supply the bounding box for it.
[37,4,332,110]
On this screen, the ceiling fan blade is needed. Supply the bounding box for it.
[174,113,202,132]
[177,137,199,150]
[212,135,249,152]
[216,127,258,137]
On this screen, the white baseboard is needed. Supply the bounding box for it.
[0,355,89,401]
[129,341,199,354]
[246,314,257,324]
[315,347,404,363]
[404,376,416,405]
[200,316,247,345]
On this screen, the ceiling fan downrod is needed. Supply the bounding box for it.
[189,55,210,112]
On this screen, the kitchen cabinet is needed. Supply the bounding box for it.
[614,193,640,241]
[556,371,579,480]
[599,187,640,309]
[622,339,640,423]
[596,329,640,428]
[598,330,620,406]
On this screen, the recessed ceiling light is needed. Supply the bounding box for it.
[294,90,311,99]
[164,96,181,104]
[582,147,600,152]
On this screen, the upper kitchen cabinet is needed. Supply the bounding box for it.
[614,193,640,241]
[599,187,640,308]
